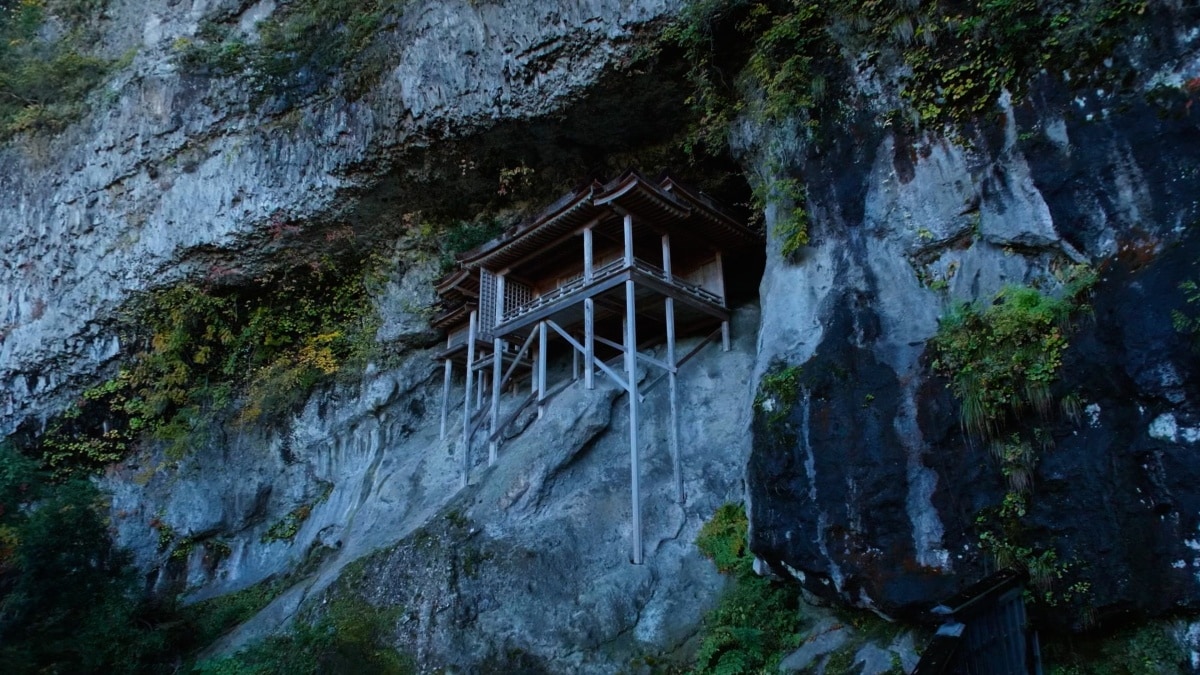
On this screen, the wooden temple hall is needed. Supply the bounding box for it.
[430,170,763,563]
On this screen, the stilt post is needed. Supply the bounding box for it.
[440,358,452,440]
[490,275,506,464]
[583,227,594,281]
[476,369,484,411]
[623,214,634,267]
[461,310,477,488]
[625,213,642,564]
[663,234,683,503]
[584,298,595,390]
[583,225,596,390]
[716,251,731,351]
[537,320,548,419]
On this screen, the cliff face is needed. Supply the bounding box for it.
[0,0,682,438]
[6,0,1200,670]
[745,8,1200,628]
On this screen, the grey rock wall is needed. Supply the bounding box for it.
[744,10,1200,627]
[107,306,758,671]
[0,0,680,438]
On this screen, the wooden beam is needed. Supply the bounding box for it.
[476,368,485,411]
[498,330,537,393]
[489,336,502,465]
[461,310,477,488]
[498,215,602,276]
[662,233,673,281]
[496,273,507,328]
[666,296,683,504]
[584,297,595,390]
[628,271,729,322]
[545,320,630,393]
[642,327,721,396]
[583,226,594,282]
[496,271,630,336]
[487,379,574,444]
[440,358,452,440]
[716,251,730,352]
[625,279,643,565]
[537,321,548,419]
[592,334,675,373]
[623,213,634,267]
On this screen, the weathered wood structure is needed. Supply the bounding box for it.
[432,170,762,563]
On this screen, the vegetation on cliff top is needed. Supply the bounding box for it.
[175,0,402,104]
[666,0,1147,253]
[0,0,113,141]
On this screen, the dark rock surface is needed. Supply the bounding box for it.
[746,14,1200,627]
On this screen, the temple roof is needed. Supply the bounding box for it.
[430,301,477,330]
[457,171,759,271]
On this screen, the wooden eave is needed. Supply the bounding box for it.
[457,170,757,273]
[434,268,479,298]
[430,302,476,330]
[459,182,603,270]
[658,175,761,246]
[594,171,691,227]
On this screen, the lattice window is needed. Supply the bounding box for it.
[505,279,533,320]
[478,269,498,337]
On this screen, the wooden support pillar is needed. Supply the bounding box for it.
[625,278,642,565]
[664,232,683,504]
[496,274,506,326]
[461,310,477,488]
[489,273,506,464]
[583,227,594,281]
[716,251,731,352]
[537,321,548,419]
[584,297,595,390]
[572,346,579,382]
[623,214,634,267]
[662,233,673,279]
[439,358,452,440]
[489,336,502,465]
[476,368,485,411]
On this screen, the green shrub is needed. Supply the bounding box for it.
[1172,279,1200,350]
[0,442,182,672]
[191,596,411,675]
[754,364,801,432]
[176,0,397,102]
[1045,622,1187,675]
[0,0,112,140]
[665,0,1150,154]
[694,503,801,674]
[262,480,333,542]
[697,503,753,575]
[930,270,1094,439]
[183,577,291,649]
[752,176,809,254]
[437,217,509,272]
[29,257,382,476]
